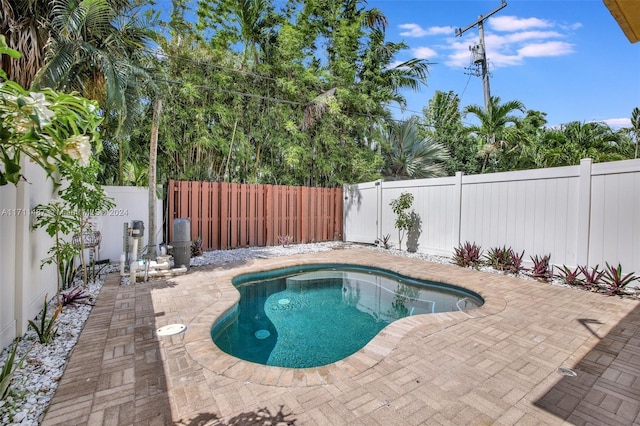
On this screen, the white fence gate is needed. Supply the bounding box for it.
[343,158,640,272]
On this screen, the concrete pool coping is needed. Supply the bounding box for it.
[42,246,640,425]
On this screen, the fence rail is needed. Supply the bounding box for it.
[167,180,343,250]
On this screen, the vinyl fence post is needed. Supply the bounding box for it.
[376,179,383,242]
[453,171,463,251]
[576,158,593,267]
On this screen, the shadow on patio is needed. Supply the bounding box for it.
[535,301,640,425]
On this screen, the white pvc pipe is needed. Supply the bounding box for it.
[131,238,139,262]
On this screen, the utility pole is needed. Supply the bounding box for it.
[456,0,507,112]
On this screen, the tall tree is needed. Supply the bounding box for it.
[31,0,159,184]
[422,90,478,175]
[540,121,625,166]
[382,117,449,180]
[463,96,526,172]
[629,107,640,159]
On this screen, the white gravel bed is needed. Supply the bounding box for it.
[1,242,635,425]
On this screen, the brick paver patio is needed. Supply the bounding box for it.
[42,248,640,425]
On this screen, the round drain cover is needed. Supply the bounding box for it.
[557,367,577,377]
[255,329,271,339]
[157,324,187,336]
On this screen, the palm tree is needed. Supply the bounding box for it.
[464,96,526,172]
[382,117,449,180]
[564,121,623,163]
[629,107,640,159]
[424,90,461,132]
[235,0,272,66]
[32,0,159,184]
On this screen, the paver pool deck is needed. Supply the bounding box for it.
[42,247,640,425]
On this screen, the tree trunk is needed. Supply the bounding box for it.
[148,98,162,260]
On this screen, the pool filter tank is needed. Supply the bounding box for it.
[172,218,191,269]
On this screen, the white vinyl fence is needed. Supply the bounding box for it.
[0,167,162,351]
[344,158,640,272]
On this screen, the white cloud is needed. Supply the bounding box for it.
[518,41,574,58]
[561,22,583,31]
[601,118,631,128]
[501,30,564,44]
[489,16,552,32]
[412,46,438,59]
[399,23,454,37]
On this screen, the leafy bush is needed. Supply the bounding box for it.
[506,249,526,275]
[27,297,62,344]
[453,242,483,268]
[578,265,604,290]
[380,234,392,249]
[529,254,552,281]
[61,286,92,307]
[484,246,509,270]
[389,192,417,251]
[60,257,79,290]
[0,339,29,401]
[601,262,638,296]
[191,236,203,257]
[479,246,526,275]
[556,265,582,286]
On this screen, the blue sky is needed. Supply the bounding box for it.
[372,0,640,128]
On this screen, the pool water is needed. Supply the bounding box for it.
[211,264,483,368]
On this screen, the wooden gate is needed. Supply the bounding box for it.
[167,180,343,250]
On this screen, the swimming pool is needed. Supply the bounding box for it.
[211,264,483,368]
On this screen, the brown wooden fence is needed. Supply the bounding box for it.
[167,180,344,250]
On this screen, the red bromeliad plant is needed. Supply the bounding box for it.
[483,246,525,275]
[507,249,526,275]
[578,265,604,291]
[529,254,552,281]
[601,262,638,296]
[61,286,92,307]
[556,265,582,286]
[484,246,512,271]
[453,241,483,269]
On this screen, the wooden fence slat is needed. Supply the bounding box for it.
[201,182,210,249]
[230,183,239,248]
[323,188,330,241]
[266,185,274,246]
[212,182,220,250]
[258,185,265,246]
[240,184,248,246]
[191,181,200,242]
[220,183,229,249]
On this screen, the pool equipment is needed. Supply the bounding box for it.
[171,218,192,269]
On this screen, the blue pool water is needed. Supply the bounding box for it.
[211,264,483,368]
